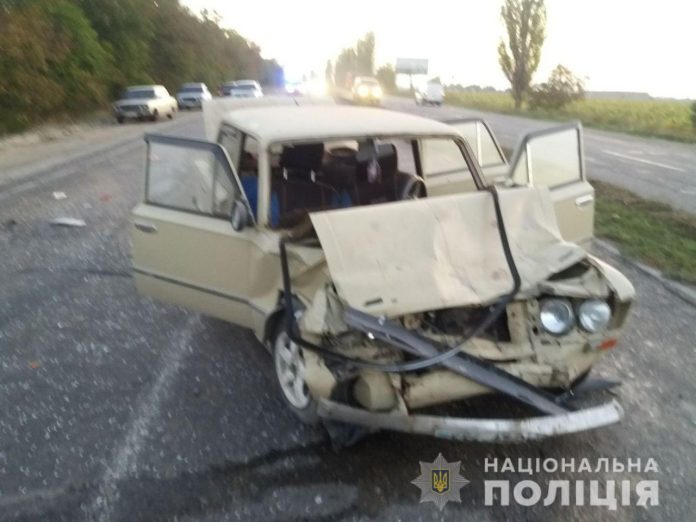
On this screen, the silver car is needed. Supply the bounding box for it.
[176,82,212,109]
[221,80,263,98]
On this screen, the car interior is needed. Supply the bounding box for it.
[267,140,424,229]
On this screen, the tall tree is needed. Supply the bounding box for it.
[324,60,333,86]
[355,32,375,76]
[498,0,546,109]
[376,64,396,92]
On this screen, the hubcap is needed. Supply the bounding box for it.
[274,331,310,409]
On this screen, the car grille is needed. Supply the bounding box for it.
[119,105,141,112]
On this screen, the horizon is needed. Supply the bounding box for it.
[182,0,694,100]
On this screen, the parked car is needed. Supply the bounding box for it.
[112,85,177,124]
[131,100,633,444]
[415,81,444,106]
[352,76,383,105]
[221,80,263,98]
[176,82,212,109]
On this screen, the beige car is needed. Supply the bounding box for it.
[131,99,634,443]
[113,85,177,123]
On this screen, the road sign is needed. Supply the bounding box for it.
[395,58,428,75]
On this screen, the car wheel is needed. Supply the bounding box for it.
[150,110,159,122]
[272,323,319,425]
[168,109,174,119]
[116,116,125,124]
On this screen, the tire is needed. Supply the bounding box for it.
[116,116,125,124]
[150,110,159,122]
[272,322,319,425]
[168,109,174,120]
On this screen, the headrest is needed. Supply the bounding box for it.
[356,143,397,182]
[281,143,324,171]
[323,162,356,189]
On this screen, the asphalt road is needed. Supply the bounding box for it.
[384,97,696,214]
[1,109,695,521]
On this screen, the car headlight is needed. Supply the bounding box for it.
[578,299,612,332]
[372,86,383,98]
[539,298,574,335]
[357,85,369,97]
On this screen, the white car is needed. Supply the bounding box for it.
[113,85,177,123]
[221,80,263,98]
[415,81,445,106]
[176,82,212,109]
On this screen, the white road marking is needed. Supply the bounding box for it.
[84,317,198,522]
[602,150,686,172]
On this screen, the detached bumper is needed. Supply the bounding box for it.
[318,399,623,443]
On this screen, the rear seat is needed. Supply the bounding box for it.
[273,143,337,227]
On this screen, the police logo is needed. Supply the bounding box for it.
[411,453,469,510]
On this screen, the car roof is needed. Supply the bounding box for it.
[221,105,457,143]
[225,79,259,86]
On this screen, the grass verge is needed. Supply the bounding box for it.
[445,91,696,143]
[594,180,696,284]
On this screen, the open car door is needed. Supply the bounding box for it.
[131,134,257,328]
[444,118,509,184]
[507,123,594,247]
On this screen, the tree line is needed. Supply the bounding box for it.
[0,0,283,134]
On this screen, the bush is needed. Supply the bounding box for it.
[529,64,584,110]
[691,101,696,129]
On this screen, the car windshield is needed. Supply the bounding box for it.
[179,86,204,93]
[231,84,256,90]
[125,89,156,99]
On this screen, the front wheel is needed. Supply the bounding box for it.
[272,325,319,425]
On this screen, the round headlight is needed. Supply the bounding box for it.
[540,299,574,335]
[578,299,612,332]
[358,85,369,97]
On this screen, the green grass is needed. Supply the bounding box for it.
[594,181,696,283]
[445,91,696,143]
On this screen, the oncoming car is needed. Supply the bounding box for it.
[352,77,383,105]
[131,100,634,444]
[221,79,263,98]
[112,85,177,123]
[176,82,212,109]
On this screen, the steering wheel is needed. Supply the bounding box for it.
[399,176,427,200]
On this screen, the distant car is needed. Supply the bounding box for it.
[176,82,212,109]
[415,81,444,106]
[221,80,263,98]
[352,76,382,105]
[112,85,177,124]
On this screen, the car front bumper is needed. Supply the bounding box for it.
[178,98,203,108]
[318,398,624,442]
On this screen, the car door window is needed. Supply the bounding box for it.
[146,135,245,218]
[421,138,470,177]
[218,125,243,170]
[510,126,583,188]
[447,119,506,168]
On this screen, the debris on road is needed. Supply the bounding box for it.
[52,191,67,200]
[50,217,86,228]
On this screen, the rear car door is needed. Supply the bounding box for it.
[507,123,594,247]
[131,134,256,328]
[444,118,509,184]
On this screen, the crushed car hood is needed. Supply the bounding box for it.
[309,187,587,316]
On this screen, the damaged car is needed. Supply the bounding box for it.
[130,99,634,443]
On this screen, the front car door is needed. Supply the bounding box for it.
[507,123,594,247]
[131,134,257,328]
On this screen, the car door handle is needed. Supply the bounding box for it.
[575,195,594,207]
[134,221,158,234]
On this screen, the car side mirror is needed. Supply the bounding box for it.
[230,200,250,231]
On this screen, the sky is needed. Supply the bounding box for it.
[182,0,694,99]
